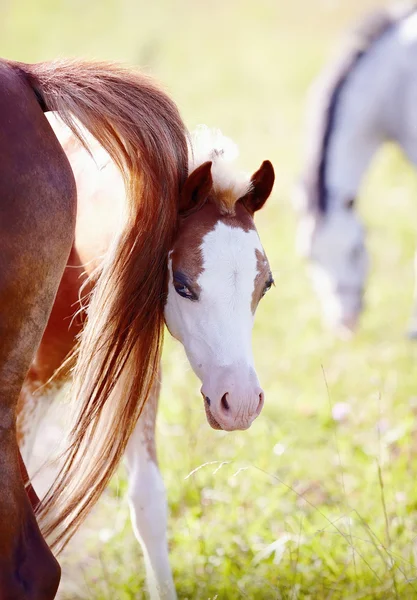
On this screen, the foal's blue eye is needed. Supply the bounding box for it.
[262,277,274,297]
[174,282,197,300]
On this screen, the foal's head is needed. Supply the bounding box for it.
[165,127,274,431]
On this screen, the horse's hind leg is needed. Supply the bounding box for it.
[125,375,176,600]
[0,62,76,598]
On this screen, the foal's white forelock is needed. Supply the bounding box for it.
[188,125,252,200]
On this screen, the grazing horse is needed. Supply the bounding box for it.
[296,4,417,335]
[16,111,275,600]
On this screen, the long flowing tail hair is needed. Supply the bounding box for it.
[15,59,188,549]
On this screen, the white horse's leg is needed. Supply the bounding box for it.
[408,250,417,338]
[125,377,176,600]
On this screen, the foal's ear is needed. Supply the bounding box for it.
[179,161,213,217]
[243,160,275,214]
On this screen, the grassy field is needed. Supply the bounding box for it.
[4,0,417,598]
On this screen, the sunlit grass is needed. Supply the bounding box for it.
[4,0,417,597]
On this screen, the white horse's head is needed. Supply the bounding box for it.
[165,126,275,430]
[295,188,368,335]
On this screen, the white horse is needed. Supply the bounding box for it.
[18,119,275,599]
[296,3,417,336]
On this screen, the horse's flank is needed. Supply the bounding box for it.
[9,59,188,550]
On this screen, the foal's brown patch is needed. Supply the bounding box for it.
[251,248,270,313]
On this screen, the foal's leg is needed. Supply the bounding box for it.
[408,250,417,339]
[125,376,176,600]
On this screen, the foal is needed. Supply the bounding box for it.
[296,4,417,335]
[18,119,275,598]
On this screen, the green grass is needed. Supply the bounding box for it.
[4,0,417,597]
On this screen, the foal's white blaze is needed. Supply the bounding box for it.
[165,221,265,431]
[302,208,368,334]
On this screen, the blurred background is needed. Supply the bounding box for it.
[4,0,417,598]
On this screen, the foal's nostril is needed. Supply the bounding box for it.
[205,396,211,407]
[256,392,264,415]
[221,393,230,411]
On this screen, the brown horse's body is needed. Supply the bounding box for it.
[0,57,188,599]
[0,60,76,599]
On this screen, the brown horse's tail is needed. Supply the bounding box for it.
[15,59,188,550]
